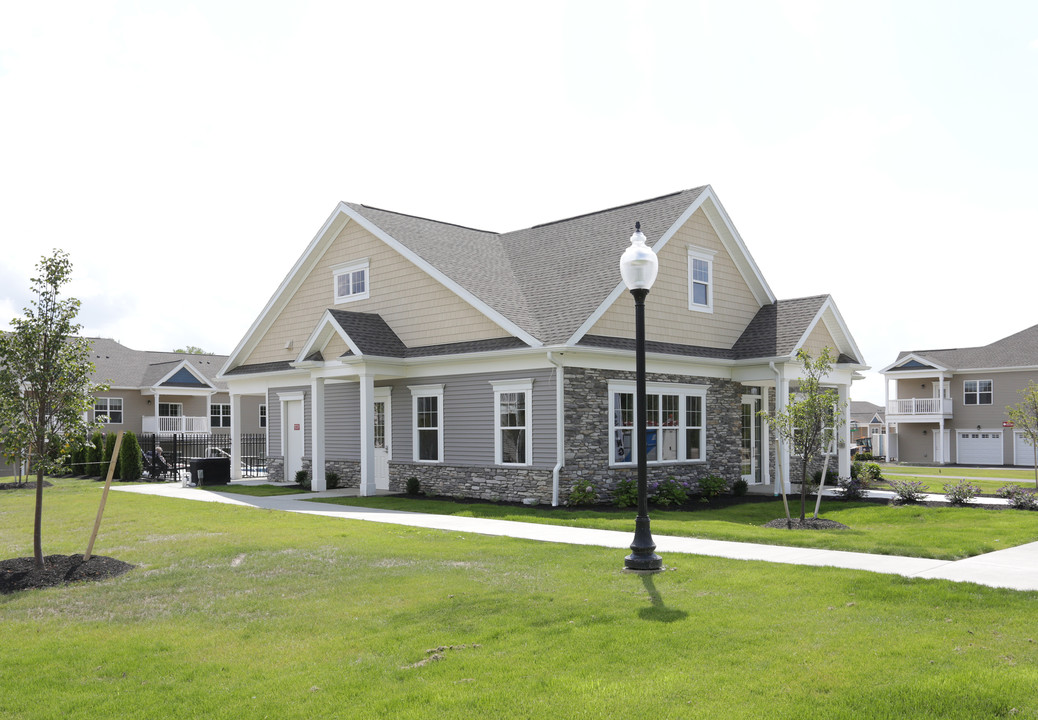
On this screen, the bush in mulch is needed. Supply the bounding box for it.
[0,479,53,491]
[762,517,850,530]
[0,554,135,595]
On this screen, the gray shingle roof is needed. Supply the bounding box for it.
[347,187,707,345]
[894,324,1038,370]
[731,295,829,360]
[328,310,408,358]
[86,338,228,390]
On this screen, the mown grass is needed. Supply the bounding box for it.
[875,465,1038,495]
[204,483,306,497]
[313,495,1038,560]
[3,478,1038,719]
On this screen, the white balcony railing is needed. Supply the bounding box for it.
[141,416,211,434]
[886,398,953,417]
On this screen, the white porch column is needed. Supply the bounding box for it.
[311,377,326,492]
[838,383,851,479]
[761,386,771,487]
[776,374,791,495]
[230,393,243,480]
[359,372,376,496]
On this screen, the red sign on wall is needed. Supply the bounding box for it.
[1003,421,1014,428]
[294,424,300,430]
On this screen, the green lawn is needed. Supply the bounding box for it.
[311,495,1038,561]
[2,478,1038,719]
[877,464,1038,494]
[204,483,306,497]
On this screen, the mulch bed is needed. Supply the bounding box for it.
[762,517,850,530]
[0,554,135,595]
[0,480,53,491]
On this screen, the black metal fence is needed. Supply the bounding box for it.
[138,433,267,480]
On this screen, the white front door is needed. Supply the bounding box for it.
[932,429,950,464]
[373,389,391,490]
[284,398,304,483]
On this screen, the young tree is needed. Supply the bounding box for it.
[1007,381,1038,490]
[174,345,208,354]
[0,251,103,568]
[761,347,845,525]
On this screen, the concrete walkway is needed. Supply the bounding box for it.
[111,482,1038,592]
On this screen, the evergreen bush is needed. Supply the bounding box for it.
[86,430,104,477]
[325,471,340,490]
[296,469,311,490]
[118,432,143,481]
[732,478,748,496]
[406,476,421,494]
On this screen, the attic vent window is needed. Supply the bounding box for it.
[333,259,370,304]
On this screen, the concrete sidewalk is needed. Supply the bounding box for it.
[111,483,1038,592]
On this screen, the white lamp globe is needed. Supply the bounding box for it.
[619,222,659,291]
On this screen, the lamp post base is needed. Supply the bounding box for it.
[624,516,663,572]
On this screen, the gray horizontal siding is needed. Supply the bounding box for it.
[325,383,361,459]
[267,386,311,457]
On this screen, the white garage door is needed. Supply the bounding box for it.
[1014,432,1037,466]
[957,431,1003,465]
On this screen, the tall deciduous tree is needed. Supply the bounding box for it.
[0,251,103,568]
[1006,381,1038,490]
[761,347,845,524]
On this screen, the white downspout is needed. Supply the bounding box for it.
[547,351,565,507]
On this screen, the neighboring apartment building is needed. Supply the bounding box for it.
[849,400,886,457]
[86,338,265,438]
[881,324,1038,465]
[219,186,867,503]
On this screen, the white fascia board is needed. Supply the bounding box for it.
[225,372,311,395]
[219,205,353,378]
[790,297,868,368]
[342,207,542,348]
[295,310,363,363]
[878,352,951,374]
[153,359,215,389]
[565,186,775,346]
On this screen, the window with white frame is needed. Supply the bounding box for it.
[491,379,532,466]
[211,403,231,428]
[409,385,444,462]
[259,404,267,428]
[333,259,370,304]
[963,379,992,405]
[94,397,123,424]
[609,382,707,465]
[687,246,715,312]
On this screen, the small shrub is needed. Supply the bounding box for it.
[998,483,1038,510]
[651,477,691,507]
[405,476,421,495]
[102,432,120,478]
[87,430,104,477]
[732,478,748,497]
[567,479,598,506]
[889,478,928,503]
[71,443,86,475]
[613,478,638,508]
[296,469,311,490]
[835,475,871,500]
[118,431,143,481]
[943,480,981,505]
[855,452,874,462]
[812,467,839,486]
[325,471,340,490]
[698,474,728,501]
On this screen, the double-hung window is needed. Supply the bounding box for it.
[609,382,707,466]
[687,246,715,312]
[94,397,123,424]
[491,379,532,465]
[211,403,231,428]
[410,385,444,462]
[332,259,370,304]
[259,404,267,428]
[963,379,992,405]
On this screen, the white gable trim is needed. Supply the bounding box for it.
[152,359,216,390]
[790,296,867,367]
[564,186,776,346]
[342,207,540,348]
[220,203,540,379]
[295,310,363,363]
[879,352,950,374]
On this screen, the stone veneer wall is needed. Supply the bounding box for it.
[388,462,553,502]
[559,366,746,504]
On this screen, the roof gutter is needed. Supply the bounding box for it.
[546,350,566,507]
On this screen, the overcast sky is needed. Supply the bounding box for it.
[2,0,1037,405]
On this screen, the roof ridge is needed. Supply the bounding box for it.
[357,204,498,234]
[528,189,691,230]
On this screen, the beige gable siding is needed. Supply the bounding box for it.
[589,208,762,348]
[322,334,351,361]
[243,221,510,366]
[801,322,837,357]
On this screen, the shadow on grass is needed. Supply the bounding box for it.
[637,574,688,623]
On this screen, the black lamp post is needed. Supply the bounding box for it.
[620,221,663,572]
